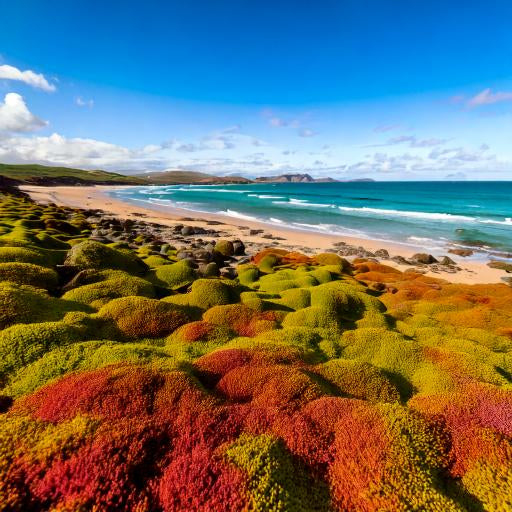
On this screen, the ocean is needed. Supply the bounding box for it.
[108,181,512,260]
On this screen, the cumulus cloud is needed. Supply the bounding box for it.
[0,133,132,168]
[368,135,447,148]
[298,128,317,137]
[467,88,512,108]
[0,64,56,92]
[0,93,48,133]
[75,96,94,108]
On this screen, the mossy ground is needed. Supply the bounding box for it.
[0,192,510,511]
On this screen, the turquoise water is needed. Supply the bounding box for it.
[109,181,512,259]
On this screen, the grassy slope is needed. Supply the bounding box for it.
[138,170,253,184]
[0,163,145,185]
[0,164,252,186]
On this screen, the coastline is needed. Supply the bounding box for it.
[20,184,509,285]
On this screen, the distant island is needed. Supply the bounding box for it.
[0,164,374,186]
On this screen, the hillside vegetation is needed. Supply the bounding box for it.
[138,169,252,184]
[0,190,510,511]
[0,163,145,185]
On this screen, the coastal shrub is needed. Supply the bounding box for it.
[149,260,198,289]
[97,296,189,338]
[0,262,59,290]
[64,240,148,274]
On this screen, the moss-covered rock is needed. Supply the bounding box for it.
[163,279,240,311]
[64,240,148,274]
[214,239,234,257]
[62,270,155,308]
[148,260,198,289]
[97,296,189,338]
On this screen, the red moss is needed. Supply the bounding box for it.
[14,365,206,422]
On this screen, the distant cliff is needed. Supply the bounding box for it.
[255,173,337,183]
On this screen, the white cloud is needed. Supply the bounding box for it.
[467,88,512,108]
[0,64,56,92]
[0,93,48,133]
[298,128,317,137]
[0,132,133,168]
[75,96,94,108]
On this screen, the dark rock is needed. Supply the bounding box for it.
[232,240,246,255]
[410,253,438,264]
[439,256,456,266]
[194,249,213,262]
[448,248,474,257]
[488,260,512,272]
[220,267,237,279]
[374,249,390,259]
[181,226,195,236]
[249,229,264,236]
[199,262,220,277]
[176,250,194,261]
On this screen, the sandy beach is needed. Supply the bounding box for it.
[20,184,509,285]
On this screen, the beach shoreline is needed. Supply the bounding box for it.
[20,184,509,285]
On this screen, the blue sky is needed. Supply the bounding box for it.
[0,0,511,180]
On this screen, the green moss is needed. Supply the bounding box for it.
[148,260,198,289]
[62,270,155,308]
[224,433,331,512]
[0,262,59,290]
[64,240,148,274]
[257,254,280,273]
[214,239,234,257]
[97,296,189,339]
[3,340,173,397]
[163,278,240,311]
[0,320,87,380]
[238,266,260,286]
[316,359,400,402]
[0,246,47,265]
[272,288,311,310]
[0,282,91,329]
[315,252,348,268]
[143,254,170,268]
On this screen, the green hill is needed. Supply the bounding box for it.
[137,169,253,184]
[0,163,145,185]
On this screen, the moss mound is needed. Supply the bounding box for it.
[149,260,198,289]
[62,270,155,308]
[97,296,189,338]
[0,262,59,290]
[64,240,148,274]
